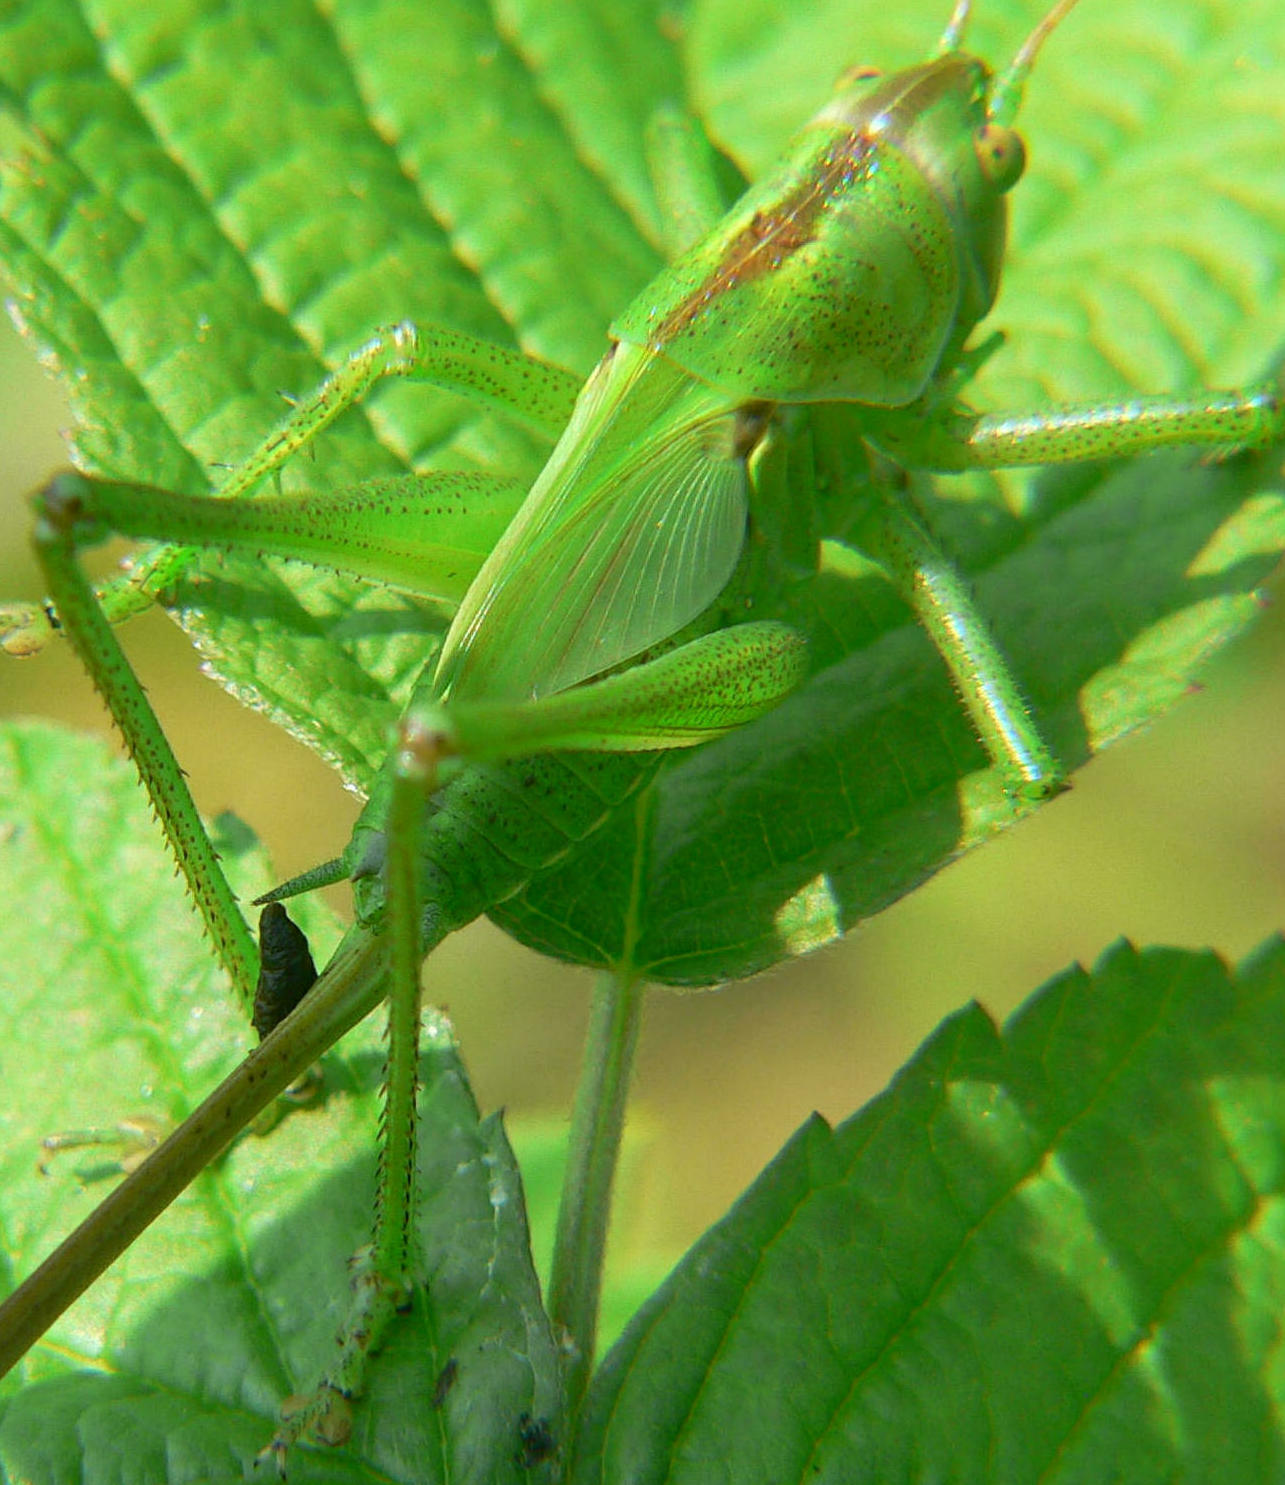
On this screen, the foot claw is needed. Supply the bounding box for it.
[256,1386,353,1476]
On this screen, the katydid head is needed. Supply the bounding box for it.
[612,0,1081,409]
[818,0,1082,357]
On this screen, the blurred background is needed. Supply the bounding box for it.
[3,313,1284,1293]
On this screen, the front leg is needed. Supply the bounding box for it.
[879,373,1285,471]
[218,322,582,504]
[856,368,1285,801]
[847,451,1064,802]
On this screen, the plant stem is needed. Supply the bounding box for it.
[547,966,645,1418]
[0,924,393,1376]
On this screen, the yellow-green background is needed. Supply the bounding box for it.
[2,313,1282,1283]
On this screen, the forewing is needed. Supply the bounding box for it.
[437,397,747,704]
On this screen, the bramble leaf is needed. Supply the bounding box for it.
[574,937,1285,1484]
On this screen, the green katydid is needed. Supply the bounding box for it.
[1,0,1283,1471]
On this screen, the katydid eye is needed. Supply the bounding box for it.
[975,122,1027,192]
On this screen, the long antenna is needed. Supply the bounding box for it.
[988,0,1081,124]
[937,0,973,54]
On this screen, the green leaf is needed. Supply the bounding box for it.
[2,0,1282,983]
[570,936,1285,1483]
[0,722,559,1484]
[2,1,1285,1473]
[6,722,1285,1478]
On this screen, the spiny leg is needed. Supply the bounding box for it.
[216,322,581,503]
[24,450,528,1184]
[32,478,259,1009]
[6,486,418,1379]
[856,369,1285,797]
[263,718,434,1467]
[18,322,582,1019]
[881,373,1285,471]
[852,451,1063,802]
[2,323,582,656]
[31,473,340,1171]
[37,467,529,612]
